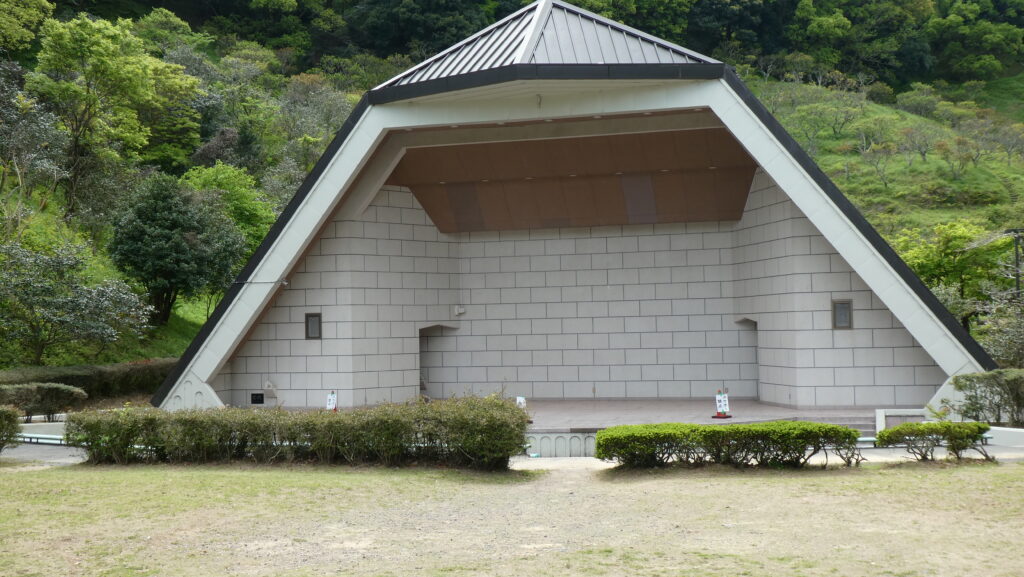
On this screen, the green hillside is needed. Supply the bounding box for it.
[748,78,1024,236]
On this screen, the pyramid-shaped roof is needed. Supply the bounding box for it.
[380,0,717,89]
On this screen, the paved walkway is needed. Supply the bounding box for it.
[4,442,1021,471]
[526,399,875,430]
[1,443,85,468]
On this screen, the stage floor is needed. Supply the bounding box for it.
[525,399,877,431]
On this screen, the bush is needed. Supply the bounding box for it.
[419,396,531,470]
[65,406,168,464]
[0,358,177,399]
[64,395,529,470]
[595,421,861,468]
[0,405,19,455]
[0,383,88,422]
[876,421,991,461]
[951,369,1024,427]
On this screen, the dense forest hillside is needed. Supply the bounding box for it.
[1,0,1022,370]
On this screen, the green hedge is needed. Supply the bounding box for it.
[0,406,19,455]
[0,358,177,400]
[876,421,991,461]
[66,395,530,470]
[595,421,862,468]
[0,383,88,422]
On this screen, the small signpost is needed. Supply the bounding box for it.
[326,391,337,412]
[712,389,732,419]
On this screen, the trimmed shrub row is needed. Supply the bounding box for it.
[0,406,19,456]
[0,358,177,400]
[595,421,863,468]
[876,421,991,461]
[0,383,88,422]
[65,395,530,470]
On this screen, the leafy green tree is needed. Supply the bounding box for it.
[26,15,200,215]
[317,53,413,92]
[138,61,203,173]
[927,1,1024,80]
[787,0,851,69]
[110,174,246,325]
[134,8,213,54]
[0,242,151,365]
[180,161,275,253]
[892,222,1012,329]
[345,0,490,59]
[0,0,53,53]
[896,83,942,117]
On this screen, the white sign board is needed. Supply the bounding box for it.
[326,391,337,411]
[715,391,730,414]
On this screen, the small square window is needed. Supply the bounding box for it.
[305,313,322,339]
[832,300,853,329]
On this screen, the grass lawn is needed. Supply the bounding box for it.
[1,461,1023,576]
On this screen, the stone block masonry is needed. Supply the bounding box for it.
[213,171,945,409]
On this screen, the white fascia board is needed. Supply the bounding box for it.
[378,81,720,127]
[706,79,984,378]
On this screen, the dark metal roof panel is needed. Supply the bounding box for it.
[529,1,716,66]
[391,4,537,86]
[382,0,717,89]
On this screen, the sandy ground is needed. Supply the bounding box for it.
[2,457,1023,577]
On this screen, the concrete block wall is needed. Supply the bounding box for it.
[218,187,459,407]
[428,216,760,401]
[731,172,945,407]
[216,173,946,409]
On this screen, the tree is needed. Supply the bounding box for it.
[897,124,941,165]
[980,289,1024,368]
[134,8,213,54]
[179,162,275,253]
[787,0,852,69]
[892,222,1012,329]
[994,122,1024,165]
[317,53,413,92]
[345,0,490,59]
[0,62,67,203]
[0,0,53,53]
[895,83,941,117]
[935,136,974,179]
[26,15,199,216]
[861,141,896,188]
[0,242,150,365]
[110,174,246,325]
[789,103,831,155]
[926,1,1024,80]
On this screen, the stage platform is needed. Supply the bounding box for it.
[523,399,878,458]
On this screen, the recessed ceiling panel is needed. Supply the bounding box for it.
[387,127,758,233]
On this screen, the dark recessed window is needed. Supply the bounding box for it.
[305,313,322,339]
[832,300,853,329]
